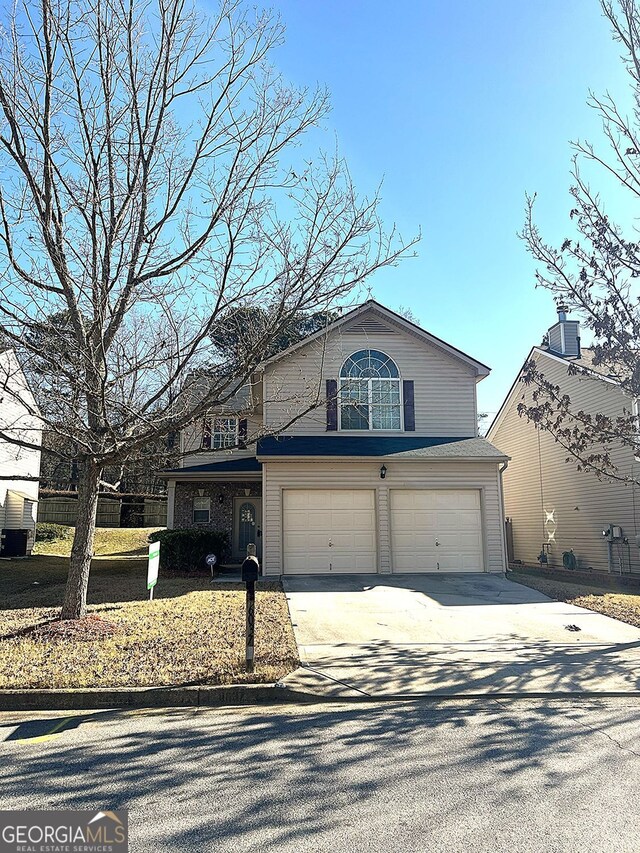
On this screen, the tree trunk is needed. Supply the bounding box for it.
[61,460,102,620]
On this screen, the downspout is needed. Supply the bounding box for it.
[498,460,509,574]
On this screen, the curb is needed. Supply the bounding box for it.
[2,684,640,711]
[0,683,314,712]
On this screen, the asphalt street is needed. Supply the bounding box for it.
[1,699,639,852]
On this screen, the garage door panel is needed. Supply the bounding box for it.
[391,489,483,573]
[288,553,335,573]
[328,531,376,549]
[393,552,438,571]
[285,531,332,552]
[434,491,480,510]
[328,552,377,572]
[392,491,437,511]
[435,510,481,531]
[435,531,483,549]
[326,511,372,529]
[330,490,374,510]
[394,532,436,550]
[283,489,377,574]
[395,510,438,530]
[437,553,483,571]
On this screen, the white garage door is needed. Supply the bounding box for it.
[391,489,484,573]
[283,489,377,574]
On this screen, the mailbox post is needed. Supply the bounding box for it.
[241,547,260,673]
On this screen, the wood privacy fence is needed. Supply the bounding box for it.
[38,497,167,528]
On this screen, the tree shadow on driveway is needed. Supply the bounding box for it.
[285,634,640,697]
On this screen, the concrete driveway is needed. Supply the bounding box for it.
[281,573,640,697]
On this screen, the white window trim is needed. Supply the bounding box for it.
[205,416,239,450]
[193,496,211,523]
[337,350,404,432]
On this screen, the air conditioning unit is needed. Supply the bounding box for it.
[0,529,29,557]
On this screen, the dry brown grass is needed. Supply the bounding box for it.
[33,526,161,557]
[509,572,640,629]
[0,554,298,688]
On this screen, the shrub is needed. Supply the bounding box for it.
[148,528,229,571]
[36,523,73,543]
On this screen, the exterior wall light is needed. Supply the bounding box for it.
[218,493,225,505]
[380,464,387,479]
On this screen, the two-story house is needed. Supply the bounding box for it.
[163,300,509,576]
[0,348,42,556]
[488,307,640,574]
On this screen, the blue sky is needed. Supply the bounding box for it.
[262,0,630,422]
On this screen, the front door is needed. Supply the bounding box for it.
[233,498,262,561]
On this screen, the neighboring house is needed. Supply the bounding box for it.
[0,348,42,555]
[162,300,508,576]
[487,308,640,574]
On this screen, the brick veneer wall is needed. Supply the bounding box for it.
[173,481,262,553]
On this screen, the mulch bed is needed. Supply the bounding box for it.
[28,615,123,641]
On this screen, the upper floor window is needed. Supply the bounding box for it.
[202,416,238,449]
[339,349,402,430]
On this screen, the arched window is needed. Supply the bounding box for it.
[339,349,402,430]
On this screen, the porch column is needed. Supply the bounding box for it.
[166,480,176,529]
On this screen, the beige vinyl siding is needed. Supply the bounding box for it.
[22,498,36,531]
[4,491,26,528]
[489,351,640,573]
[180,411,262,467]
[263,326,478,437]
[262,460,505,575]
[489,390,544,567]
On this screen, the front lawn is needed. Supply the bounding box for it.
[0,550,298,689]
[509,571,640,629]
[33,525,162,557]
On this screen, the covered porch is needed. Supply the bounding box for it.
[163,457,263,564]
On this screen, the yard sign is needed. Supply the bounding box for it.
[147,541,160,599]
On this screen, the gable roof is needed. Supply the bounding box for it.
[486,345,622,440]
[260,300,491,379]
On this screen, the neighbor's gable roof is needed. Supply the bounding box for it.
[260,300,491,379]
[487,345,622,440]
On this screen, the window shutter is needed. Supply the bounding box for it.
[403,381,415,431]
[326,379,338,431]
[238,418,248,449]
[202,418,212,448]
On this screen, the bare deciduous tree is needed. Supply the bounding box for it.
[519,0,640,484]
[0,0,415,618]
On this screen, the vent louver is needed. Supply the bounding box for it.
[346,319,394,334]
